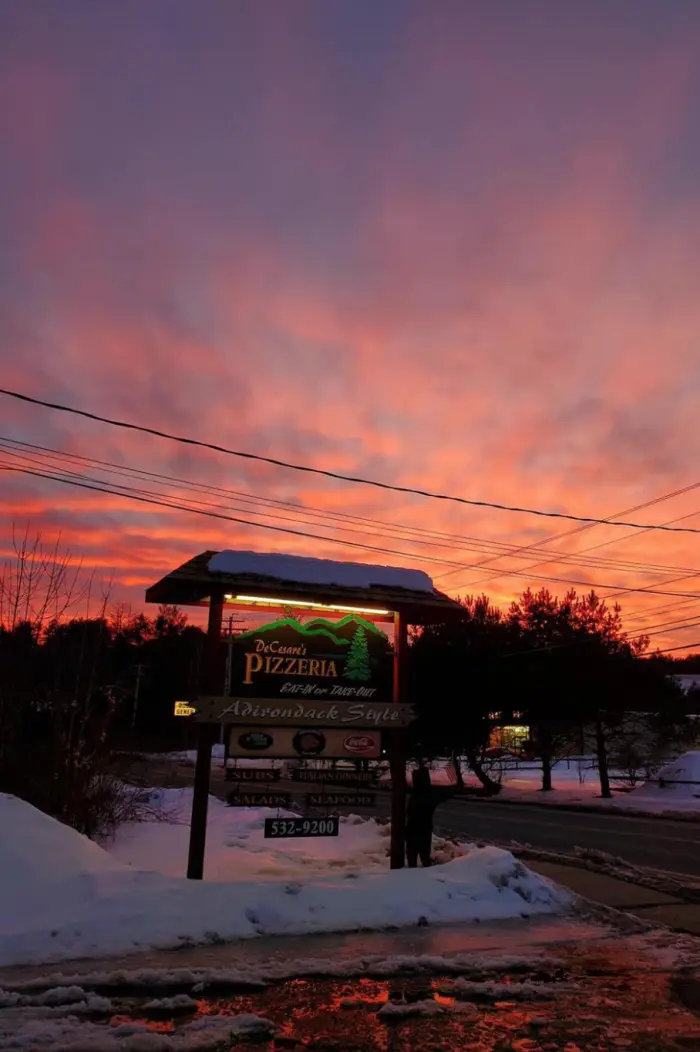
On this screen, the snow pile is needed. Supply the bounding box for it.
[641,751,700,791]
[208,549,434,592]
[623,751,700,810]
[0,793,569,966]
[0,795,126,935]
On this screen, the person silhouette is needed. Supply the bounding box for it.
[405,766,455,867]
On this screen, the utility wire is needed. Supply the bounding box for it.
[624,597,699,623]
[2,436,696,579]
[635,613,700,634]
[644,635,698,652]
[437,488,700,590]
[641,620,700,639]
[0,461,464,568]
[4,458,700,601]
[4,386,700,534]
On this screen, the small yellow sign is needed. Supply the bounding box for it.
[174,701,196,717]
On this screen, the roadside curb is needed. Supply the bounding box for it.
[506,843,700,905]
[446,792,700,824]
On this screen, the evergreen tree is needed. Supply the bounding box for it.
[345,625,371,681]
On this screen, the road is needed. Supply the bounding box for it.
[434,797,700,877]
[153,761,700,877]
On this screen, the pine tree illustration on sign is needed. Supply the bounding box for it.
[344,625,371,681]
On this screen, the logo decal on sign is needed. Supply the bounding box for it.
[237,731,274,751]
[343,734,377,754]
[292,730,326,756]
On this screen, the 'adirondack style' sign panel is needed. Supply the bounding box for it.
[228,614,393,704]
[190,697,416,728]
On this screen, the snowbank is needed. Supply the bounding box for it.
[616,751,700,813]
[0,793,569,966]
[208,549,434,592]
[109,787,394,879]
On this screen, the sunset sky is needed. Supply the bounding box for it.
[2,0,700,650]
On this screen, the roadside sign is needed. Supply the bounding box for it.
[227,791,292,808]
[227,614,392,704]
[225,767,282,782]
[174,701,196,716]
[305,792,376,808]
[264,816,339,839]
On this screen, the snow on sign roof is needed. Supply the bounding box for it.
[207,550,435,593]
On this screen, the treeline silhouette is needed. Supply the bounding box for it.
[0,528,695,833]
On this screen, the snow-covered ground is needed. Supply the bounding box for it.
[110,787,400,879]
[0,792,569,967]
[409,754,700,816]
[151,746,700,815]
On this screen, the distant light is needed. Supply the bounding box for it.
[224,594,391,616]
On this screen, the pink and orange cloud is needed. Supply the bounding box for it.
[1,1,700,649]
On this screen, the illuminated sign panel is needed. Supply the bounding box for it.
[229,614,393,704]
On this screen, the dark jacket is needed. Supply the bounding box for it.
[406,784,455,830]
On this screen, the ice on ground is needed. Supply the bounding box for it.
[0,951,569,997]
[0,1012,274,1050]
[143,994,197,1012]
[208,549,434,592]
[377,998,448,1018]
[0,793,569,966]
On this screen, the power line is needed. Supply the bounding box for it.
[437,489,700,592]
[2,436,697,581]
[446,509,700,615]
[643,619,700,639]
[648,640,700,655]
[0,461,462,568]
[517,507,700,608]
[4,386,700,534]
[6,458,700,602]
[624,597,699,623]
[635,612,700,634]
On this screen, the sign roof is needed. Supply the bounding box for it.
[145,549,464,624]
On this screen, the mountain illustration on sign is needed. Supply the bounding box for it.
[344,625,372,681]
[236,614,388,649]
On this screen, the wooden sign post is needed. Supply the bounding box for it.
[187,590,224,880]
[145,549,463,881]
[389,610,408,870]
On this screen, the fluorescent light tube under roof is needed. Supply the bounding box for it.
[223,594,391,616]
